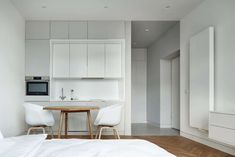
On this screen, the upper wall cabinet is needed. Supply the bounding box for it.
[105,43,122,78]
[87,44,105,77]
[51,21,69,39]
[51,40,124,79]
[52,43,70,78]
[69,21,88,39]
[88,21,125,39]
[26,21,50,39]
[70,43,88,77]
[25,40,50,76]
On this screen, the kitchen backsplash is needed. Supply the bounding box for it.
[51,79,120,101]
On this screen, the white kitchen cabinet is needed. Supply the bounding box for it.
[105,43,122,78]
[70,44,88,78]
[209,111,235,146]
[26,21,50,39]
[88,21,125,39]
[52,43,70,78]
[87,44,105,77]
[69,21,88,39]
[25,40,50,76]
[51,21,69,39]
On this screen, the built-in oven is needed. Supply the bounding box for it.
[25,76,50,98]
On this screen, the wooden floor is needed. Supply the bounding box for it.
[48,135,234,157]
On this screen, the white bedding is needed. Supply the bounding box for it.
[0,135,176,157]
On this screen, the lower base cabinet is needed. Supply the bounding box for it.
[209,112,235,146]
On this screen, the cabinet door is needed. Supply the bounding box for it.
[50,21,69,39]
[25,40,50,76]
[52,44,70,78]
[70,44,88,78]
[87,44,105,77]
[88,21,125,39]
[69,21,88,39]
[26,21,50,39]
[105,44,122,78]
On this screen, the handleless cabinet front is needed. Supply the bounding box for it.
[52,43,70,78]
[87,44,105,78]
[105,43,122,78]
[70,44,88,78]
[25,40,50,76]
[50,21,69,39]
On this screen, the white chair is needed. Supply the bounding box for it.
[94,104,122,139]
[23,103,55,137]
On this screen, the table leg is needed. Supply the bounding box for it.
[58,111,65,139]
[65,112,68,138]
[87,111,93,139]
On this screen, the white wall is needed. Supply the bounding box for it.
[181,0,235,154]
[124,21,132,135]
[0,0,25,137]
[147,23,180,126]
[131,48,147,123]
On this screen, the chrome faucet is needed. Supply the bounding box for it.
[59,88,66,101]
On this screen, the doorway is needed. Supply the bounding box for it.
[160,52,180,131]
[171,56,180,130]
[130,21,180,136]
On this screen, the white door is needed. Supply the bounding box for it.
[87,44,105,77]
[52,43,70,78]
[105,43,122,78]
[171,56,180,130]
[70,44,87,78]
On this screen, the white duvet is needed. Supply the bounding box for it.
[0,134,176,157]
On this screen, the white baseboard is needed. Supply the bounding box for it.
[181,131,235,155]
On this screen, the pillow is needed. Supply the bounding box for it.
[0,131,3,139]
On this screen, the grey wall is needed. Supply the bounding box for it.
[181,0,235,154]
[132,48,147,123]
[147,23,180,126]
[0,0,25,137]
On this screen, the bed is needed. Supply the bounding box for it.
[0,134,176,157]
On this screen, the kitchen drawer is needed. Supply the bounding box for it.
[209,125,235,146]
[210,112,235,129]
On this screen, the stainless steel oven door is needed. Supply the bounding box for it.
[26,81,49,96]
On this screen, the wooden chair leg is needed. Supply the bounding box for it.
[95,126,100,139]
[114,128,120,139]
[27,127,45,135]
[41,127,46,134]
[113,128,117,139]
[98,127,104,139]
[49,126,54,138]
[27,127,33,135]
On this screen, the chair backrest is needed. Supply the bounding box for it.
[23,103,54,126]
[0,130,3,139]
[94,104,122,126]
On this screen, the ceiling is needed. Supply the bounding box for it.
[11,0,204,20]
[132,21,178,48]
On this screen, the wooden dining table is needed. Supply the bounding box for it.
[44,106,99,139]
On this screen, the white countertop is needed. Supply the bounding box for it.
[25,99,125,103]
